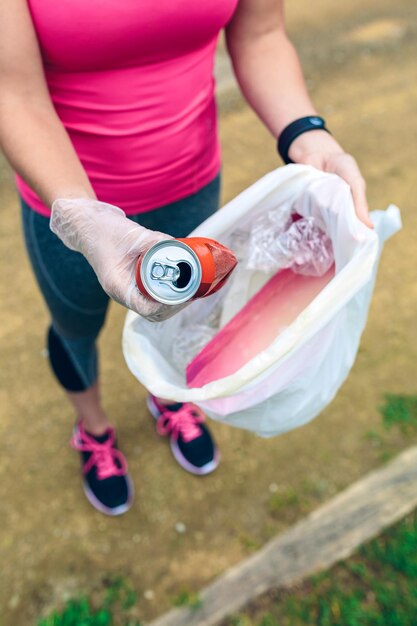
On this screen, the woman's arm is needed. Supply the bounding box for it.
[0,0,183,320]
[225,0,372,227]
[0,0,95,207]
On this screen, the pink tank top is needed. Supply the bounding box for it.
[16,0,238,216]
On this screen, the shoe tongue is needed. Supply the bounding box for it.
[86,429,111,444]
[164,402,183,412]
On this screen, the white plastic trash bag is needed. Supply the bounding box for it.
[123,165,401,437]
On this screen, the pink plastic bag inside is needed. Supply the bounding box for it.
[186,265,335,388]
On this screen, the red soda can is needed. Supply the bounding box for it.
[135,237,237,305]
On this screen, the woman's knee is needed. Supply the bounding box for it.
[47,325,98,392]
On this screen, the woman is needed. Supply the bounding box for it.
[0,0,372,516]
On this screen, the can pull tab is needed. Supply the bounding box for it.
[150,261,181,283]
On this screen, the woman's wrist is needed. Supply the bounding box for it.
[49,185,97,209]
[287,129,344,164]
[277,116,330,164]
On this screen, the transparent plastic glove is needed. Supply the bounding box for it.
[50,198,185,321]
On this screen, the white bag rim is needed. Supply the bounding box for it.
[123,166,401,403]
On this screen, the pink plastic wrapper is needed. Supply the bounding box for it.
[186,265,335,388]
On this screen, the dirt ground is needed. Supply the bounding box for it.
[1,1,416,624]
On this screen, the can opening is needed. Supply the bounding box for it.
[173,261,192,289]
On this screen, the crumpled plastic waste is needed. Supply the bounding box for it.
[170,207,334,368]
[170,298,223,371]
[171,324,218,372]
[246,212,334,276]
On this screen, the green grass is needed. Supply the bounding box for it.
[226,512,417,626]
[380,394,417,434]
[37,577,141,626]
[363,394,417,465]
[171,589,202,610]
[267,489,301,516]
[37,598,114,626]
[239,533,262,552]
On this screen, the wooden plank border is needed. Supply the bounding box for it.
[148,447,417,626]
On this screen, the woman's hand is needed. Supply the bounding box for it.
[288,129,373,229]
[225,0,372,229]
[50,198,185,321]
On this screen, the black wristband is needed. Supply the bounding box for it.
[277,116,330,164]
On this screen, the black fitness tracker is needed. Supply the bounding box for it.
[277,116,330,164]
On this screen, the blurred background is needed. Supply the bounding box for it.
[1,0,416,624]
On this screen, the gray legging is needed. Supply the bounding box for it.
[21,174,220,392]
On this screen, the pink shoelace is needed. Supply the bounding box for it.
[71,423,128,480]
[156,403,205,443]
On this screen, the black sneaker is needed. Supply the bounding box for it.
[147,395,220,475]
[71,421,134,516]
